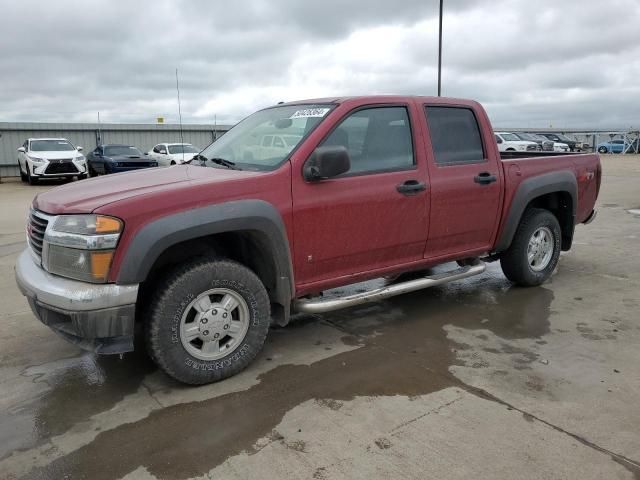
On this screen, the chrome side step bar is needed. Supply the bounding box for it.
[293,260,486,314]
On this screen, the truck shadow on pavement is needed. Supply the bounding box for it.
[19,267,557,480]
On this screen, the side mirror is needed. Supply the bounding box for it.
[95,151,102,157]
[303,146,350,181]
[144,152,148,156]
[17,147,26,153]
[159,149,167,155]
[77,146,83,151]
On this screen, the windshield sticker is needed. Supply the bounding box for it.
[289,108,330,119]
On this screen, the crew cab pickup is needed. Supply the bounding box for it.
[15,96,601,385]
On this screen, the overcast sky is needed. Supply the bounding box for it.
[1,0,639,128]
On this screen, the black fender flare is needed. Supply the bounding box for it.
[116,200,294,315]
[494,171,577,253]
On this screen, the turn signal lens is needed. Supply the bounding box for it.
[90,251,114,281]
[96,216,122,234]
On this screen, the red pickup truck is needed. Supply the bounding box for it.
[15,96,600,384]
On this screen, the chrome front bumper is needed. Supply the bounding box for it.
[15,249,139,353]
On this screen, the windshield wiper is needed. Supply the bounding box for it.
[209,157,240,170]
[185,155,240,170]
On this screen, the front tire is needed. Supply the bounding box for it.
[18,161,27,182]
[500,208,561,287]
[598,146,608,154]
[27,165,38,185]
[146,259,270,385]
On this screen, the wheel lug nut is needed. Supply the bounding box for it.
[223,324,229,330]
[201,318,208,324]
[202,330,209,336]
[214,333,220,339]
[223,313,228,319]
[212,309,218,315]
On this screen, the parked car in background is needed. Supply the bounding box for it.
[86,144,158,175]
[534,133,580,152]
[147,143,201,165]
[242,134,303,162]
[597,139,626,154]
[494,132,538,152]
[17,138,87,184]
[513,132,551,151]
[521,133,570,152]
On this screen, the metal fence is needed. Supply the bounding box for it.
[0,122,231,178]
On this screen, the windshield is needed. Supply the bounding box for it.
[555,134,572,142]
[30,140,75,152]
[516,133,535,141]
[105,146,143,156]
[501,133,520,141]
[168,144,199,154]
[197,104,334,171]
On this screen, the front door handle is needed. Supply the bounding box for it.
[396,180,427,195]
[474,172,497,185]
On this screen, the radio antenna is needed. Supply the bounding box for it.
[176,68,184,145]
[97,111,102,145]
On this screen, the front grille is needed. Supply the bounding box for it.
[526,144,538,151]
[28,211,49,259]
[45,160,78,174]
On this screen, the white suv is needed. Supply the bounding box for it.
[147,143,201,166]
[18,138,87,184]
[494,132,539,153]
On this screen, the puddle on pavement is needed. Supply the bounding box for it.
[0,348,155,460]
[22,264,555,480]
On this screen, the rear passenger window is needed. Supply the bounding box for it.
[425,107,485,165]
[320,106,414,175]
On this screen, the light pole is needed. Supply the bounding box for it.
[437,0,443,96]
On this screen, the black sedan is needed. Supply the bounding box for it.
[86,144,158,176]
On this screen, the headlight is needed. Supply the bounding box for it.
[75,155,86,162]
[28,155,46,163]
[43,215,123,283]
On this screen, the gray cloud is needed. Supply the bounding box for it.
[0,0,638,128]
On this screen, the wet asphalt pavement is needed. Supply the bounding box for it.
[1,156,639,479]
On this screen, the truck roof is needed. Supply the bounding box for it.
[276,95,477,107]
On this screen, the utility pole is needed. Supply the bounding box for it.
[437,0,443,96]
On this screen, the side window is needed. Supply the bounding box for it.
[261,136,273,147]
[273,136,285,148]
[153,145,161,153]
[425,106,485,165]
[320,106,414,175]
[495,134,503,144]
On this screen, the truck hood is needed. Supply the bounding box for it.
[34,165,259,214]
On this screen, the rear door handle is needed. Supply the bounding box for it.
[396,180,427,195]
[474,172,497,185]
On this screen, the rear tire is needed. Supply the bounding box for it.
[146,259,270,385]
[500,208,561,287]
